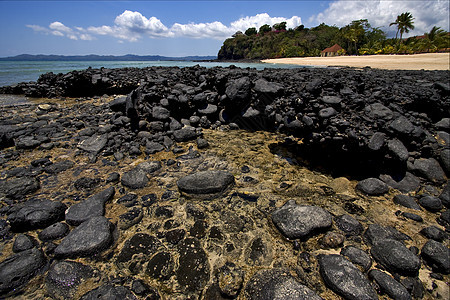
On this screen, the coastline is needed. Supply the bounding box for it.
[262,53,450,70]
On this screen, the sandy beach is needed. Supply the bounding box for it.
[262,53,450,70]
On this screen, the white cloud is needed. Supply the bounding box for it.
[27,11,302,42]
[309,0,449,37]
[27,21,94,40]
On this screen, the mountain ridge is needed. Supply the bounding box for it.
[0,54,217,61]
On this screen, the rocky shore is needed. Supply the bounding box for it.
[0,65,449,299]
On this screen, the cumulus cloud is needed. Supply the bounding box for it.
[27,11,302,41]
[309,0,449,37]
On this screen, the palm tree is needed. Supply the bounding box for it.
[421,26,449,52]
[390,12,415,43]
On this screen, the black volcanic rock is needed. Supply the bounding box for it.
[46,260,94,299]
[80,284,138,300]
[319,254,377,300]
[271,200,332,240]
[245,268,321,300]
[54,216,114,258]
[356,178,389,195]
[7,199,66,232]
[176,238,209,293]
[177,170,234,196]
[421,239,450,274]
[370,239,421,276]
[0,176,40,200]
[0,247,46,296]
[368,269,411,300]
[65,186,115,225]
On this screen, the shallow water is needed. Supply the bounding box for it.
[0,96,447,299]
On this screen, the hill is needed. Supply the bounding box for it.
[0,54,217,61]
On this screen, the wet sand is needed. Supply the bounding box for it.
[262,53,450,70]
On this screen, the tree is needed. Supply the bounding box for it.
[245,27,257,36]
[273,22,287,31]
[390,12,415,43]
[259,24,272,35]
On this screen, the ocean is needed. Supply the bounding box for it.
[0,60,309,87]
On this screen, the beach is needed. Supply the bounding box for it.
[262,53,450,70]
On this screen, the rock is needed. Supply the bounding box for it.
[439,182,450,208]
[217,262,244,298]
[393,194,421,210]
[335,214,364,236]
[364,224,411,245]
[387,139,409,162]
[176,238,209,293]
[418,195,443,212]
[253,78,283,95]
[320,231,345,248]
[80,284,138,300]
[44,160,74,174]
[74,177,101,190]
[54,216,114,258]
[244,268,321,300]
[321,95,342,105]
[77,134,107,154]
[116,193,138,207]
[152,106,170,120]
[145,141,164,154]
[118,207,143,230]
[389,116,415,136]
[356,178,389,195]
[412,158,446,184]
[368,269,411,300]
[419,226,447,242]
[0,247,46,296]
[121,167,149,189]
[198,104,218,115]
[421,239,450,274]
[368,132,386,151]
[173,127,197,142]
[7,199,66,232]
[380,172,421,193]
[245,237,271,266]
[116,233,162,263]
[370,239,421,276]
[435,117,450,131]
[109,95,127,112]
[177,170,234,196]
[0,176,40,200]
[146,252,174,280]
[46,261,94,299]
[65,187,115,226]
[365,103,393,120]
[38,222,69,241]
[15,136,41,150]
[12,233,37,253]
[271,200,332,240]
[341,246,372,271]
[137,160,162,174]
[225,77,251,106]
[440,148,450,173]
[196,137,209,149]
[319,107,337,118]
[319,254,377,300]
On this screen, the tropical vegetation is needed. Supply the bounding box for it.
[217,13,449,60]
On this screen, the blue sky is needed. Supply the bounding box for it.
[0,1,448,57]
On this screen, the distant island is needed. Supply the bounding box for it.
[0,54,217,61]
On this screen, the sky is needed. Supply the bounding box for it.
[0,0,448,57]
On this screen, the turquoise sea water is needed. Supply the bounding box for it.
[0,60,309,87]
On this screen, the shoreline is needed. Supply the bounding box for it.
[262,53,450,70]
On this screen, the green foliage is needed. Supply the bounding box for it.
[245,27,257,36]
[217,16,448,60]
[259,24,272,35]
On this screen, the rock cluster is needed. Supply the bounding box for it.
[0,65,448,299]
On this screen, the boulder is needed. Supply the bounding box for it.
[0,176,40,200]
[46,261,94,299]
[421,239,450,274]
[368,269,411,300]
[245,268,321,300]
[319,254,377,300]
[271,200,332,240]
[356,178,389,195]
[121,167,149,189]
[54,216,114,258]
[177,170,234,196]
